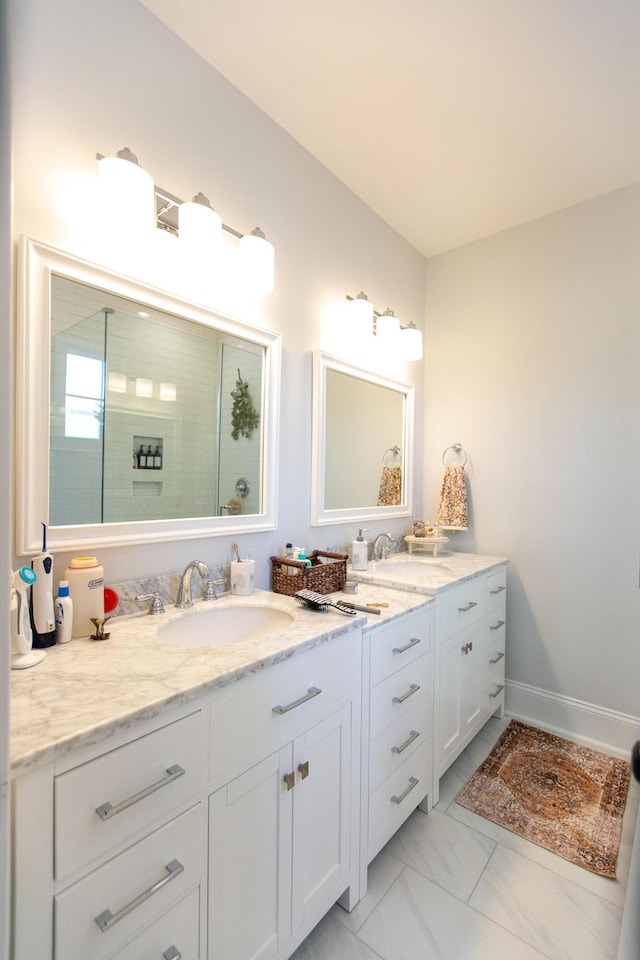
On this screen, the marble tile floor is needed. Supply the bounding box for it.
[291,717,638,960]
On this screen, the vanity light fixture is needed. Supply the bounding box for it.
[96,148,275,293]
[135,377,153,398]
[345,294,423,361]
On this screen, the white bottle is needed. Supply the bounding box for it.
[352,529,369,571]
[64,557,104,638]
[55,580,73,644]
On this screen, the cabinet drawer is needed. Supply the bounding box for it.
[55,712,204,880]
[485,567,507,607]
[210,633,356,784]
[369,656,430,740]
[368,740,431,862]
[55,804,205,960]
[441,578,485,633]
[369,698,431,792]
[369,610,431,687]
[110,888,200,960]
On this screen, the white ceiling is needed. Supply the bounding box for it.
[140,0,640,257]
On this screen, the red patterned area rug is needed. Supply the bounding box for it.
[456,720,630,877]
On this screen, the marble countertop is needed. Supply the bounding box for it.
[11,582,432,774]
[349,550,507,595]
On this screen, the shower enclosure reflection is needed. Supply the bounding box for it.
[50,275,262,525]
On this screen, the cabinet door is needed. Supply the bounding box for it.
[209,746,293,960]
[436,621,483,776]
[291,705,352,931]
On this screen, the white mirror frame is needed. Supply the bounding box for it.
[310,350,414,526]
[16,236,281,554]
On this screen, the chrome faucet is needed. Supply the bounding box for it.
[372,532,394,561]
[175,560,210,608]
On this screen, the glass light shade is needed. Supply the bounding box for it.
[135,378,153,398]
[239,228,275,294]
[160,382,177,402]
[178,193,222,254]
[98,150,155,240]
[107,371,127,393]
[349,292,374,338]
[399,323,423,361]
[377,308,400,343]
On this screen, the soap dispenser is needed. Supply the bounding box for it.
[352,529,369,571]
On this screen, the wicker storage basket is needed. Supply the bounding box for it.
[270,550,348,597]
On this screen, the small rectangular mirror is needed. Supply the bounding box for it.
[311,351,414,526]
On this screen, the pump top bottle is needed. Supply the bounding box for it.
[352,529,369,571]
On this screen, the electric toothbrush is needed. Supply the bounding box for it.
[30,521,57,648]
[11,567,46,669]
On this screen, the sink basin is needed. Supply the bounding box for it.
[159,605,294,647]
[370,560,450,580]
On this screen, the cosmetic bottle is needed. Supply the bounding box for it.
[352,529,369,571]
[55,580,73,644]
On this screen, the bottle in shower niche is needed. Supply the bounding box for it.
[153,445,162,469]
[137,444,146,469]
[64,557,104,638]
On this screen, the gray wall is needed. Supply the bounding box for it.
[424,184,640,719]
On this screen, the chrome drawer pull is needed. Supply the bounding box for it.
[95,858,184,932]
[458,601,478,613]
[392,636,421,655]
[489,684,505,699]
[95,764,186,821]
[490,620,506,631]
[489,651,505,664]
[392,683,420,705]
[392,730,420,754]
[391,776,419,805]
[163,948,182,960]
[272,686,321,715]
[489,584,506,594]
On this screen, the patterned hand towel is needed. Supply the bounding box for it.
[437,465,468,529]
[377,465,402,506]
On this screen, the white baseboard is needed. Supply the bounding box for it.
[505,680,640,758]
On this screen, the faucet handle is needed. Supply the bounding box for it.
[203,577,227,601]
[135,592,165,615]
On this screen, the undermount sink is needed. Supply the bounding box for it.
[371,559,450,579]
[159,605,294,647]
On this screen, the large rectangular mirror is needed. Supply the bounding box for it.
[311,351,414,526]
[16,237,280,553]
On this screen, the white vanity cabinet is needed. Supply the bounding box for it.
[208,632,360,960]
[361,605,434,884]
[434,566,507,797]
[13,710,207,960]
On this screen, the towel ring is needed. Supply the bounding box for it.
[442,442,468,467]
[382,445,402,467]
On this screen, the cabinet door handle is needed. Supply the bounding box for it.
[95,858,184,931]
[489,585,506,594]
[489,684,505,699]
[462,642,473,655]
[95,764,185,821]
[298,760,310,780]
[490,620,505,631]
[391,730,420,754]
[391,776,419,805]
[163,948,182,960]
[392,683,420,704]
[489,651,505,665]
[458,601,478,613]
[283,771,295,791]
[272,686,321,715]
[392,636,422,655]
